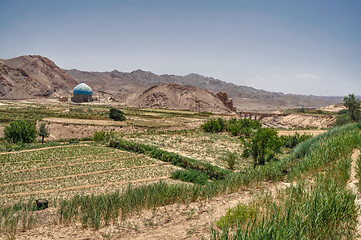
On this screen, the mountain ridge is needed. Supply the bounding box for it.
[65,68,342,111]
[0,55,345,111]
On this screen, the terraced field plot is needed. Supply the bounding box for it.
[124,131,250,169]
[0,144,179,204]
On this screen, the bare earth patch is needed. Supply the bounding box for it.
[347,148,361,239]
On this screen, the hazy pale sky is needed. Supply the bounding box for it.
[0,0,360,96]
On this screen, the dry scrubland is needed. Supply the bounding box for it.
[0,100,360,240]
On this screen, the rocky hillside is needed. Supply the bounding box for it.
[65,69,342,111]
[0,55,77,99]
[131,84,234,113]
[0,55,344,111]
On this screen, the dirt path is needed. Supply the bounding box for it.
[277,129,326,136]
[347,148,361,239]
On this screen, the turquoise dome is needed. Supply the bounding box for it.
[73,81,92,95]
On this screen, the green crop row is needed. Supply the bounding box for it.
[109,138,232,180]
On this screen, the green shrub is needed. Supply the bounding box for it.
[281,133,312,149]
[93,131,106,142]
[4,120,37,144]
[201,118,261,138]
[171,169,209,184]
[336,113,352,126]
[296,107,305,113]
[109,108,126,121]
[93,131,114,142]
[216,204,257,229]
[226,118,261,137]
[201,118,224,133]
[226,152,237,170]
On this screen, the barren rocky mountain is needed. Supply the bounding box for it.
[0,55,345,111]
[130,84,234,113]
[0,55,76,99]
[65,68,343,111]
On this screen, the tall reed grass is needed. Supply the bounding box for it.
[211,124,360,240]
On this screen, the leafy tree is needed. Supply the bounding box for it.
[201,118,226,133]
[343,94,361,122]
[226,118,261,138]
[4,120,37,144]
[38,122,50,144]
[242,127,283,168]
[109,108,126,121]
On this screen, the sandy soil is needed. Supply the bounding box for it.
[262,113,336,129]
[277,129,326,136]
[319,103,346,112]
[347,148,361,239]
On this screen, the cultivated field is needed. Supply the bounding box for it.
[1,100,360,240]
[123,131,248,169]
[0,144,180,205]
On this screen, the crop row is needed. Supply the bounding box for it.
[1,155,158,184]
[0,164,176,196]
[0,145,114,164]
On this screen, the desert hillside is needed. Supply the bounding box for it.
[0,55,345,111]
[0,55,76,99]
[130,83,234,113]
[65,68,343,111]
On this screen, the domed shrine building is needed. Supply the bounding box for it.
[71,81,93,103]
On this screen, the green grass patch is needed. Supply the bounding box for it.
[216,204,257,229]
[171,169,209,185]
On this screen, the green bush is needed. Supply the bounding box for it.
[226,118,261,137]
[109,108,126,121]
[93,131,114,142]
[171,169,209,184]
[216,203,257,229]
[281,133,312,149]
[226,152,237,170]
[4,120,37,144]
[201,118,261,138]
[201,118,225,133]
[335,113,352,126]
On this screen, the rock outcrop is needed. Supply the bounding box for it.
[0,55,77,99]
[131,84,235,113]
[216,92,236,111]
